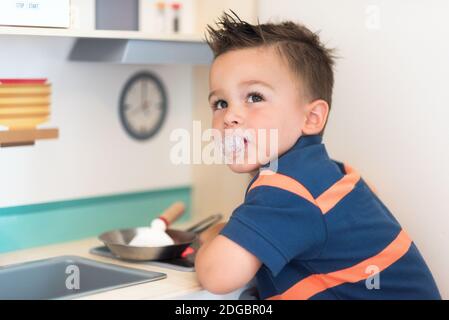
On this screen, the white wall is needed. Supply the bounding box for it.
[0,35,192,208]
[259,0,449,298]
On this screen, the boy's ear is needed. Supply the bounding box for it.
[302,99,330,135]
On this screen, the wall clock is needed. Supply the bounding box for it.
[119,71,168,141]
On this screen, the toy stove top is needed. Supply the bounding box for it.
[89,245,195,272]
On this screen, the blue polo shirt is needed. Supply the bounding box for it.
[220,134,441,300]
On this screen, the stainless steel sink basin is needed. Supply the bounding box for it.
[0,255,166,300]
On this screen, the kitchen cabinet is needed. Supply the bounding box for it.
[0,0,258,66]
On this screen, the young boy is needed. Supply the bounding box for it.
[195,11,441,300]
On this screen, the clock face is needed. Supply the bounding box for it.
[119,72,168,141]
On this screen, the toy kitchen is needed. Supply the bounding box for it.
[0,0,257,300]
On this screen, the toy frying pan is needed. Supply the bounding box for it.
[99,213,223,261]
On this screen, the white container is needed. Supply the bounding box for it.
[139,0,195,35]
[0,0,71,28]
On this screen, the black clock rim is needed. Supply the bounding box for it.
[119,71,168,141]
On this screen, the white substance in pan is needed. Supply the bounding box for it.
[129,218,175,247]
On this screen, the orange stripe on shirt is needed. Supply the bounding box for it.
[248,170,316,206]
[267,229,412,300]
[315,164,361,214]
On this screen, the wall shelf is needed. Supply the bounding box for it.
[0,128,59,148]
[0,26,203,41]
[0,26,213,65]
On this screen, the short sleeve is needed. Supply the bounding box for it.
[220,185,326,276]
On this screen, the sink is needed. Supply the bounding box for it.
[0,255,166,300]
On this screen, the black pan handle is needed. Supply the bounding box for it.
[185,213,223,234]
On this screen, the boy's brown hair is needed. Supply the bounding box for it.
[205,10,336,135]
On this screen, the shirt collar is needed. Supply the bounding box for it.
[247,134,325,196]
[290,134,323,151]
[260,134,323,169]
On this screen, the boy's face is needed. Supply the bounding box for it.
[209,46,307,173]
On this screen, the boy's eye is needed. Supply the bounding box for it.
[211,92,265,110]
[212,100,228,110]
[247,91,265,103]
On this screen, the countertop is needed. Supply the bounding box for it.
[0,231,245,300]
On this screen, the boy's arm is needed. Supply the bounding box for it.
[195,222,262,294]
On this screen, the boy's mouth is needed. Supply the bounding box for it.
[222,133,251,156]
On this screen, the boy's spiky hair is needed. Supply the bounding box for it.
[205,10,337,135]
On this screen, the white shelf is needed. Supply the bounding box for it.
[0,26,213,65]
[0,26,205,42]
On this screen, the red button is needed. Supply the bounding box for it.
[181,247,195,258]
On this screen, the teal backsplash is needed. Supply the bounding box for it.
[0,186,192,253]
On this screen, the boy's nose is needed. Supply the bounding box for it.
[223,106,244,128]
